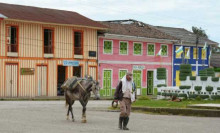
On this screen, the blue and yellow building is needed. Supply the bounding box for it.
[156,26,218,86]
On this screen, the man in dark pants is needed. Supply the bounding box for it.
[114,72,136,130]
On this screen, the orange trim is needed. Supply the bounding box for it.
[42,27,55,57]
[0,56,97,62]
[5,24,19,57]
[4,61,19,97]
[73,30,84,58]
[88,65,98,80]
[36,63,49,96]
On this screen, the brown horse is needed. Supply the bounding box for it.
[63,77,100,123]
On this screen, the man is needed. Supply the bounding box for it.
[114,72,136,130]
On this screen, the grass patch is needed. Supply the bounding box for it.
[132,99,220,108]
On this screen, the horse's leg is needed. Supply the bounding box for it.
[70,100,75,122]
[66,103,70,120]
[80,99,88,123]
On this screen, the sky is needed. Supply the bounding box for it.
[0,0,219,44]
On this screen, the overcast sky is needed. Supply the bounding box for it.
[1,0,219,44]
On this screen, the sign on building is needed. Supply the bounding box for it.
[63,60,79,66]
[20,68,35,75]
[133,65,145,70]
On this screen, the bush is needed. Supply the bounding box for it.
[161,93,171,96]
[212,77,219,82]
[180,64,192,69]
[211,95,220,100]
[218,87,220,91]
[190,76,196,80]
[200,76,208,81]
[199,70,207,76]
[195,96,202,101]
[199,95,209,99]
[194,86,202,91]
[206,86,213,92]
[179,76,187,81]
[157,92,161,95]
[138,96,150,100]
[171,93,178,97]
[157,68,166,80]
[157,84,167,87]
[179,86,191,89]
[189,94,198,99]
[178,94,187,99]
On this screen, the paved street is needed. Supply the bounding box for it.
[0,100,219,133]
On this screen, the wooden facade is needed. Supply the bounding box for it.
[0,20,100,98]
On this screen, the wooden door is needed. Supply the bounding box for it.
[103,70,111,96]
[133,70,141,89]
[36,66,47,96]
[5,64,18,97]
[147,71,153,95]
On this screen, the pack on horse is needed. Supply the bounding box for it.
[61,76,100,123]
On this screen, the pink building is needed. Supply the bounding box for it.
[98,20,178,97]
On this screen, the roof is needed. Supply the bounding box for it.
[0,3,106,29]
[155,26,218,46]
[99,19,178,40]
[210,47,220,67]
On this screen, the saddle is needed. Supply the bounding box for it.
[61,76,83,91]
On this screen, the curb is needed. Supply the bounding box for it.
[131,106,220,117]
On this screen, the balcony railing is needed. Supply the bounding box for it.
[7,44,18,52]
[74,47,83,55]
[44,46,53,54]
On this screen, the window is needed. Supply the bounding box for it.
[175,46,181,58]
[120,42,128,55]
[161,45,168,56]
[103,40,112,54]
[133,43,142,55]
[44,28,54,54]
[147,44,155,55]
[202,49,206,59]
[184,47,190,59]
[119,70,127,80]
[74,31,83,55]
[193,48,199,59]
[73,66,82,77]
[6,26,18,52]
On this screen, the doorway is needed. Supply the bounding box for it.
[73,66,82,77]
[57,66,66,96]
[147,71,154,95]
[5,63,18,97]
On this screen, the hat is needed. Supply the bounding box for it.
[126,72,133,77]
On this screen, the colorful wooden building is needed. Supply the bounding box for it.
[98,20,178,97]
[156,26,219,86]
[0,3,106,98]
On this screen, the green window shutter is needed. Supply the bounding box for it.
[119,70,127,79]
[104,41,112,54]
[120,42,128,55]
[148,44,155,55]
[134,43,142,55]
[161,45,168,56]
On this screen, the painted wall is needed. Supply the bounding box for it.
[99,37,172,63]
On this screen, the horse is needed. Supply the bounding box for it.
[62,76,100,123]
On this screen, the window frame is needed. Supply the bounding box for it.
[43,27,54,54]
[160,44,168,57]
[175,46,182,59]
[147,43,155,56]
[133,42,143,56]
[201,48,207,60]
[193,47,199,59]
[103,40,113,55]
[119,41,128,55]
[5,24,19,53]
[184,47,191,59]
[73,30,84,55]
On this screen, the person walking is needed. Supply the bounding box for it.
[114,72,136,130]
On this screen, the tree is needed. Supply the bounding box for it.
[192,26,208,75]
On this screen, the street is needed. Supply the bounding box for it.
[0,100,219,133]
